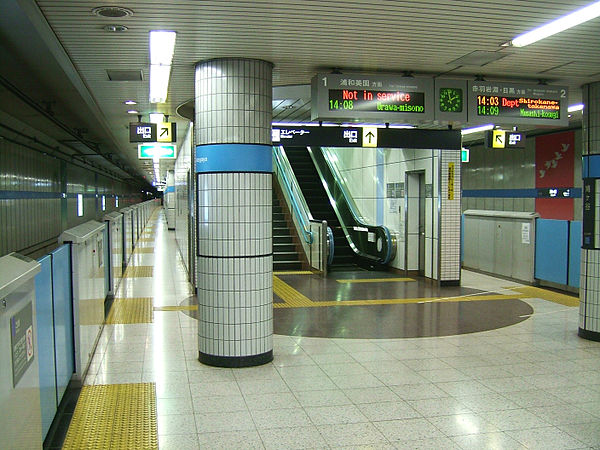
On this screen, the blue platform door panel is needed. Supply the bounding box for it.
[35,255,57,439]
[51,244,75,404]
[535,219,569,285]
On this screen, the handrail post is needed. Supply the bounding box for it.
[321,220,328,277]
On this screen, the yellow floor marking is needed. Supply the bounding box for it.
[134,247,155,254]
[336,277,415,284]
[154,305,198,311]
[273,276,527,308]
[107,298,153,324]
[509,286,579,307]
[62,383,157,450]
[138,238,155,242]
[273,270,314,275]
[273,276,316,307]
[123,265,154,278]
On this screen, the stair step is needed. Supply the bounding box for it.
[274,252,300,261]
[273,261,303,270]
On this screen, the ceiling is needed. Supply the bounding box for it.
[1,0,599,187]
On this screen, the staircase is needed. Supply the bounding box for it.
[284,147,356,269]
[272,189,303,271]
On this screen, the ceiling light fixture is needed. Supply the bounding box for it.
[149,113,164,123]
[149,30,176,103]
[124,100,137,105]
[461,124,494,135]
[508,1,600,47]
[127,109,139,114]
[568,103,584,112]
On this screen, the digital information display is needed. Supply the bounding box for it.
[312,74,434,122]
[467,81,568,127]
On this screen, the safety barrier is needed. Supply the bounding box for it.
[23,199,158,442]
[535,219,581,289]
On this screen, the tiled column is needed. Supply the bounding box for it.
[439,149,461,284]
[580,81,600,341]
[194,58,273,366]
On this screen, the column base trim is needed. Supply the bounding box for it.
[198,350,273,368]
[578,327,600,342]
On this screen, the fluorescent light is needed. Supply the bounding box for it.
[511,1,600,47]
[149,30,176,103]
[150,31,176,65]
[149,65,171,103]
[461,124,494,135]
[124,100,137,105]
[568,103,584,112]
[149,113,164,123]
[127,109,139,114]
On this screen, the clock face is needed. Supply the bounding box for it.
[439,88,463,113]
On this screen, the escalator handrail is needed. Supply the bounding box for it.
[310,146,395,264]
[273,146,314,245]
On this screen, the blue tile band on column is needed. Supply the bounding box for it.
[583,154,600,178]
[195,144,272,173]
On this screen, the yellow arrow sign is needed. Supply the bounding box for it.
[363,127,377,147]
[157,122,174,142]
[492,130,506,148]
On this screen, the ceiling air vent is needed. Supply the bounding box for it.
[92,6,134,18]
[106,70,143,81]
[448,51,507,67]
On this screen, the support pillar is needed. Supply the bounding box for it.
[194,58,274,366]
[580,81,600,341]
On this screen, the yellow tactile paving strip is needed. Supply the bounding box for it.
[273,276,315,307]
[106,298,153,324]
[509,286,579,307]
[274,277,528,309]
[134,247,155,254]
[62,383,158,450]
[336,277,415,284]
[137,238,155,242]
[273,270,314,275]
[154,305,198,311]
[123,265,154,278]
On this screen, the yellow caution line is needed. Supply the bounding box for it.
[508,286,579,307]
[336,277,415,284]
[273,276,316,307]
[273,270,314,275]
[154,305,198,311]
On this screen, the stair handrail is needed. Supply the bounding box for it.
[273,146,314,245]
[309,146,396,265]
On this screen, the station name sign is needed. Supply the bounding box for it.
[311,73,568,127]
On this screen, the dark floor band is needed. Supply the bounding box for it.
[578,327,600,342]
[198,350,273,367]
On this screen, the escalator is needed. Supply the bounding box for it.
[284,146,395,270]
[285,146,356,268]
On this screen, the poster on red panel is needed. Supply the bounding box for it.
[535,131,575,220]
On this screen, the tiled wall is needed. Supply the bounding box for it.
[462,129,582,220]
[0,119,142,258]
[175,123,193,275]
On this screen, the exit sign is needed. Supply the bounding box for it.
[138,143,176,159]
[461,148,469,163]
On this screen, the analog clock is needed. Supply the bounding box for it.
[439,88,463,113]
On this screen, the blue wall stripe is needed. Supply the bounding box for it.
[195,144,272,173]
[463,188,581,198]
[164,186,175,193]
[583,154,600,178]
[0,191,134,200]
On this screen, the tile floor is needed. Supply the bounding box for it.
[83,209,600,449]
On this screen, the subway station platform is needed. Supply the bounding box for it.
[51,209,600,449]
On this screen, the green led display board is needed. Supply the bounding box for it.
[467,81,568,127]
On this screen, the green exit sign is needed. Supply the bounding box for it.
[138,143,176,159]
[461,148,470,163]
